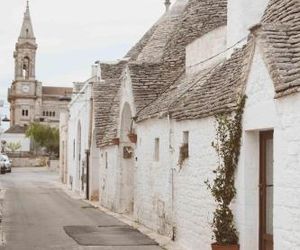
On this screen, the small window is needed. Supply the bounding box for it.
[178,131,189,166]
[22,109,29,117]
[183,131,189,156]
[46,111,49,116]
[154,138,160,162]
[105,152,108,169]
[53,112,56,117]
[43,111,45,116]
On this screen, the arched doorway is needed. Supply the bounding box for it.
[119,103,135,214]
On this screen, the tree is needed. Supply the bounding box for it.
[25,123,59,156]
[6,142,22,152]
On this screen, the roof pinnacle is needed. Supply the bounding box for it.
[165,0,171,12]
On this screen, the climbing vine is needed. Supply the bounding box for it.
[205,95,246,245]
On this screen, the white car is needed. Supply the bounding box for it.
[0,154,12,173]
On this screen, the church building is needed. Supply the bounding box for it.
[8,2,71,128]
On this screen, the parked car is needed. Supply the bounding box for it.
[0,154,12,173]
[0,155,6,174]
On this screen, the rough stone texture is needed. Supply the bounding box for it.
[125,0,188,63]
[93,0,228,148]
[256,0,300,97]
[138,41,255,122]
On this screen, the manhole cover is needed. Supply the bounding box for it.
[64,225,158,246]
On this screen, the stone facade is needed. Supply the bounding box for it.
[8,2,71,129]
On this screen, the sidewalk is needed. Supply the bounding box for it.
[57,182,182,250]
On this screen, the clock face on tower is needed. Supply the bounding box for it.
[22,85,30,93]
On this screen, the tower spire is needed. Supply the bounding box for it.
[19,0,35,41]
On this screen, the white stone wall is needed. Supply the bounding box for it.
[172,118,217,250]
[98,146,120,210]
[274,93,300,250]
[0,133,30,152]
[135,118,173,236]
[186,26,227,75]
[238,46,300,249]
[67,82,92,196]
[227,0,269,47]
[237,47,278,250]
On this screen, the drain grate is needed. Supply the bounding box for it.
[81,205,96,209]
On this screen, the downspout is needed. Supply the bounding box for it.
[86,81,94,200]
[168,113,176,241]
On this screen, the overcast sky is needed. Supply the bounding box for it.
[0,0,167,121]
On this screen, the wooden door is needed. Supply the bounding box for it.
[259,131,274,250]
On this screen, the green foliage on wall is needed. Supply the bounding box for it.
[205,95,246,245]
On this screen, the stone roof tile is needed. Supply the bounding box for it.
[255,0,300,97]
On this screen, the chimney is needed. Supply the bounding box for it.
[165,0,171,12]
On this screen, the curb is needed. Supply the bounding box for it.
[55,182,183,250]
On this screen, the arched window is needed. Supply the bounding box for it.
[22,57,30,80]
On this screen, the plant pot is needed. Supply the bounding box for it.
[111,138,120,146]
[211,243,239,250]
[127,133,137,143]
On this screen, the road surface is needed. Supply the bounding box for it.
[0,168,162,250]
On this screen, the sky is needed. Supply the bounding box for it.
[0,0,167,125]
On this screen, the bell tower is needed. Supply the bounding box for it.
[15,0,37,81]
[8,1,42,126]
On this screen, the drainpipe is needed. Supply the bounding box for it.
[168,113,176,241]
[86,85,94,200]
[85,149,90,200]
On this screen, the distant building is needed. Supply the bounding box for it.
[7,2,71,128]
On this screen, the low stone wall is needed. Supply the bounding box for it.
[11,157,48,168]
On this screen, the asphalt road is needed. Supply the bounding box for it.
[0,168,162,250]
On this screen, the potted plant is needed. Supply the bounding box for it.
[178,143,188,167]
[112,138,120,146]
[127,132,137,143]
[206,96,245,250]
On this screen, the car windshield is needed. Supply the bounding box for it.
[0,155,8,161]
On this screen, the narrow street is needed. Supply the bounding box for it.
[0,168,162,250]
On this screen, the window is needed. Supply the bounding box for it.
[105,152,108,169]
[46,111,49,116]
[43,111,45,116]
[178,131,189,166]
[22,109,29,117]
[53,112,56,117]
[154,138,160,162]
[183,131,189,157]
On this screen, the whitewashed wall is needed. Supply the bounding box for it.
[186,26,227,75]
[67,82,92,196]
[0,133,30,152]
[135,118,173,236]
[227,0,269,47]
[98,146,120,210]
